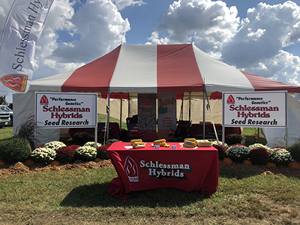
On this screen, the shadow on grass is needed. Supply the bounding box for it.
[218,169,257,180]
[60,182,209,208]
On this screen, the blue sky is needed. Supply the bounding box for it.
[1,0,300,103]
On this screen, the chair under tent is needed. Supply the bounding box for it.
[119,92,241,142]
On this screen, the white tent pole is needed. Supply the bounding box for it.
[189,92,191,121]
[285,93,288,148]
[203,91,206,140]
[94,94,98,148]
[34,93,37,148]
[180,94,184,121]
[222,92,225,146]
[120,93,123,133]
[106,88,110,142]
[222,126,225,147]
[203,88,219,143]
[208,102,220,143]
[128,95,131,117]
[286,127,288,148]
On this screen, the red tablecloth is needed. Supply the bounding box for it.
[107,142,219,199]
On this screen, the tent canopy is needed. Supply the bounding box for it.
[30,44,300,98]
[15,44,300,145]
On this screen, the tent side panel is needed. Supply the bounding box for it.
[262,94,300,148]
[13,91,60,146]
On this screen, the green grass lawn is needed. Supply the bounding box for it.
[0,126,13,140]
[242,127,266,146]
[0,120,298,224]
[97,114,128,130]
[0,166,299,224]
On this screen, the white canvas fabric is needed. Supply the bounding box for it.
[30,70,75,92]
[192,45,254,93]
[109,45,158,93]
[262,94,300,148]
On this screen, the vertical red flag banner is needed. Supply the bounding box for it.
[0,0,54,96]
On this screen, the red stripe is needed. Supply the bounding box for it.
[210,92,222,99]
[157,44,204,93]
[241,71,300,93]
[61,45,121,92]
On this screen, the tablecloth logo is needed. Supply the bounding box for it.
[140,160,193,180]
[124,156,139,182]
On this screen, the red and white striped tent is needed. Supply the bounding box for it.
[28,44,300,97]
[14,44,300,145]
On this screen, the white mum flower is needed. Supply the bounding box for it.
[84,142,102,148]
[76,146,97,161]
[248,143,270,151]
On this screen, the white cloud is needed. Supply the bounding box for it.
[247,28,266,41]
[148,0,240,57]
[112,0,145,10]
[147,31,170,45]
[50,0,130,63]
[149,0,300,85]
[221,1,300,85]
[222,1,300,67]
[34,0,130,79]
[245,50,300,86]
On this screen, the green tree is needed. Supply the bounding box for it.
[0,96,7,105]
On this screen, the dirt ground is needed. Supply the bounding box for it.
[219,161,300,179]
[0,159,299,178]
[0,159,113,176]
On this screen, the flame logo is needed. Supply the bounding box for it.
[3,77,21,87]
[40,95,49,105]
[7,83,20,87]
[227,95,235,104]
[124,156,139,182]
[4,76,21,81]
[0,74,28,92]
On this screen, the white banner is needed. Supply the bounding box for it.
[138,94,156,130]
[157,93,177,140]
[222,91,287,127]
[35,92,98,128]
[0,0,54,96]
[158,93,177,130]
